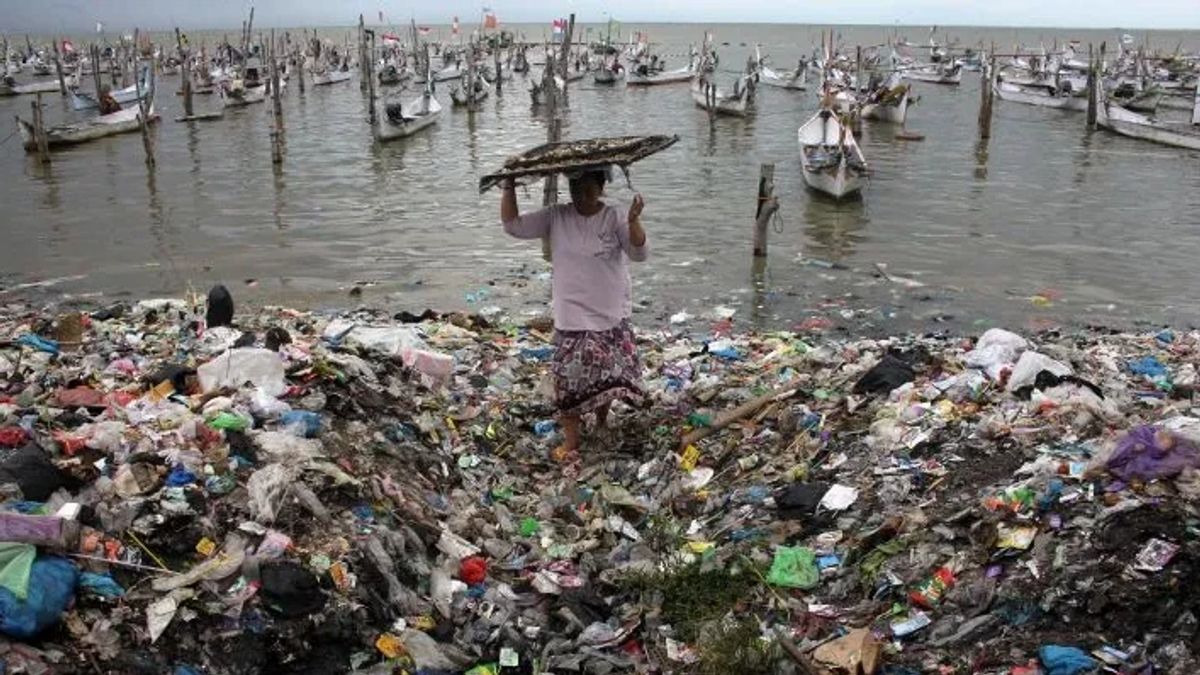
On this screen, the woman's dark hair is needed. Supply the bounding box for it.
[567,168,609,190]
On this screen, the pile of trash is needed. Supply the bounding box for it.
[0,286,1198,674]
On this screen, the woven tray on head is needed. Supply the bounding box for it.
[478,134,679,193]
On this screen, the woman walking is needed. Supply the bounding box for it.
[499,168,648,461]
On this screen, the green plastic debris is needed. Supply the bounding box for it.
[0,543,36,600]
[207,412,249,431]
[519,517,541,537]
[465,664,499,675]
[490,486,514,502]
[766,546,820,589]
[686,412,713,428]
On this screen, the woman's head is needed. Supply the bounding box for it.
[567,168,609,210]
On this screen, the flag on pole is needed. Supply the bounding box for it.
[484,13,498,29]
[61,39,76,53]
[378,10,384,23]
[552,18,566,42]
[95,22,104,34]
[451,16,460,36]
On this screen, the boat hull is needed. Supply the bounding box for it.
[861,94,908,124]
[18,106,155,152]
[1098,103,1200,150]
[222,85,267,107]
[626,69,693,86]
[995,83,1086,111]
[378,110,440,140]
[691,82,752,117]
[312,70,352,85]
[801,166,863,199]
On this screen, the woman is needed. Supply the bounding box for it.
[500,168,647,460]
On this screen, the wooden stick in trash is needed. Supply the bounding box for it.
[68,553,181,575]
[679,382,803,450]
[773,626,821,675]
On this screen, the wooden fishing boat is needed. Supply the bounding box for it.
[691,74,755,117]
[862,84,910,124]
[798,109,868,199]
[32,61,52,76]
[0,73,78,96]
[312,67,352,85]
[1096,80,1200,150]
[451,78,489,107]
[378,63,408,85]
[593,64,621,84]
[378,88,441,141]
[994,81,1086,111]
[16,103,156,152]
[71,68,152,110]
[905,62,962,85]
[759,63,808,90]
[220,80,267,107]
[626,63,694,86]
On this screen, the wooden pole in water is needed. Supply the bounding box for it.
[367,30,377,124]
[1086,43,1097,128]
[31,96,50,163]
[753,164,777,257]
[270,34,284,165]
[176,28,193,118]
[978,52,994,139]
[91,45,102,97]
[52,38,67,95]
[358,14,367,91]
[493,40,502,96]
[558,13,575,109]
[133,29,154,167]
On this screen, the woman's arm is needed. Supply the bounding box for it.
[621,194,648,262]
[500,179,553,239]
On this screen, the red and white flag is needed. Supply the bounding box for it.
[61,39,76,53]
[451,16,460,36]
[552,18,565,36]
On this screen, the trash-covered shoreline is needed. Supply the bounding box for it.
[0,289,1198,674]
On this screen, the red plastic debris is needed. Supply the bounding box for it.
[459,556,488,585]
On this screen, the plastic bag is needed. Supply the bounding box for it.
[197,348,287,397]
[1107,425,1200,482]
[965,328,1027,380]
[1006,351,1072,393]
[0,556,77,638]
[766,546,820,589]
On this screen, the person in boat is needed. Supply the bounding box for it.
[499,167,648,463]
[98,86,122,115]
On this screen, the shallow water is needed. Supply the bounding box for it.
[2,23,1199,334]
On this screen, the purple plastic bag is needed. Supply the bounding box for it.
[1107,425,1200,482]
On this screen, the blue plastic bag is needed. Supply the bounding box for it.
[1039,645,1097,675]
[0,556,77,638]
[1127,356,1167,379]
[280,411,323,438]
[78,572,125,599]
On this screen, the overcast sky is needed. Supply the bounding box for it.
[4,0,1196,33]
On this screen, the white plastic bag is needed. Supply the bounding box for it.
[198,348,286,397]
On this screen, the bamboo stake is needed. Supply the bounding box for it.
[753,164,777,257]
[270,32,284,165]
[558,13,575,109]
[31,96,50,163]
[133,29,155,167]
[52,38,66,95]
[978,52,995,139]
[367,30,377,124]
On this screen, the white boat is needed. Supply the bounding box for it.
[861,84,911,124]
[593,65,622,84]
[1096,81,1200,151]
[626,64,694,86]
[905,62,962,85]
[757,48,808,90]
[450,78,489,107]
[759,63,808,90]
[0,73,78,96]
[221,81,267,107]
[798,109,868,199]
[378,88,441,141]
[17,103,156,152]
[432,65,464,82]
[312,68,352,85]
[70,68,152,110]
[691,75,755,117]
[994,81,1086,112]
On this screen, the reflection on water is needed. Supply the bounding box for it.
[1,23,1199,333]
[803,194,867,262]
